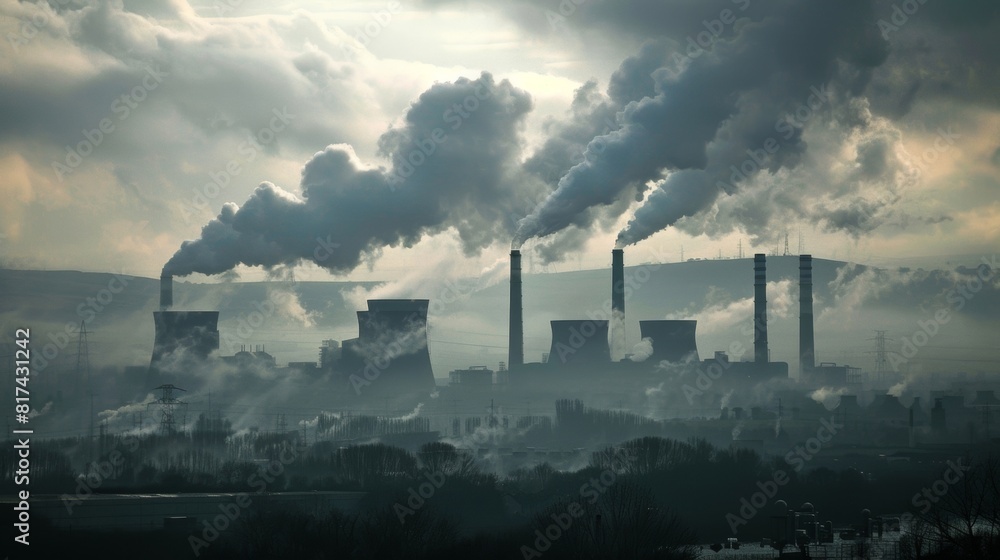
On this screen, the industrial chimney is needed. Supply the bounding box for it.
[754,254,768,363]
[508,250,523,368]
[160,273,173,311]
[799,254,815,375]
[611,249,625,361]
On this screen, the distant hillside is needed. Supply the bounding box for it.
[2,255,997,379]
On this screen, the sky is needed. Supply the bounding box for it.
[1,0,998,283]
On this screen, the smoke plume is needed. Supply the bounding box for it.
[512,1,890,250]
[163,73,538,278]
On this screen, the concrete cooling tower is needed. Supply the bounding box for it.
[149,275,220,372]
[342,299,435,395]
[638,320,699,363]
[150,311,220,368]
[547,320,610,366]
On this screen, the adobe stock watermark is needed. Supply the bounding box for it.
[4,0,75,53]
[340,1,401,57]
[680,340,749,404]
[726,416,843,533]
[904,458,970,519]
[51,66,169,181]
[61,435,140,514]
[188,445,299,557]
[221,274,304,354]
[545,0,603,32]
[878,0,932,40]
[548,248,669,365]
[348,311,426,395]
[520,447,635,559]
[386,81,493,189]
[716,83,831,193]
[908,126,960,178]
[888,257,996,372]
[393,469,447,524]
[178,107,295,223]
[32,273,133,373]
[661,0,751,78]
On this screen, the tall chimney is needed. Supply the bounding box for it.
[160,273,173,311]
[611,249,625,361]
[799,254,815,375]
[508,250,523,368]
[754,254,768,363]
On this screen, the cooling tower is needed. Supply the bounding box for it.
[348,299,435,394]
[160,273,173,310]
[799,254,815,374]
[150,311,220,369]
[509,250,523,368]
[754,254,768,363]
[611,249,625,361]
[638,320,699,363]
[547,320,610,366]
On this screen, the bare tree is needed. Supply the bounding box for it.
[530,479,697,560]
[921,453,1000,559]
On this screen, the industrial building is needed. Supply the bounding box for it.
[145,245,879,411]
[149,274,220,375]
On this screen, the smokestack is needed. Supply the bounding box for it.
[160,273,173,311]
[799,254,815,375]
[753,254,768,363]
[611,249,625,361]
[508,250,523,368]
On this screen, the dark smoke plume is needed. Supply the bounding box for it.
[513,1,889,249]
[164,73,537,277]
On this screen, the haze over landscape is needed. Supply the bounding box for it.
[1,1,999,559]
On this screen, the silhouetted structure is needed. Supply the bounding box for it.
[547,320,610,366]
[611,248,625,360]
[509,249,523,368]
[159,273,173,310]
[340,299,435,394]
[799,254,815,374]
[149,311,220,370]
[639,320,699,363]
[754,254,768,363]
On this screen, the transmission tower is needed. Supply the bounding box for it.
[783,229,790,256]
[75,321,91,395]
[75,321,95,455]
[738,239,744,259]
[148,384,187,435]
[868,330,892,386]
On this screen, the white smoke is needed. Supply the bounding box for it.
[809,387,848,408]
[720,390,735,409]
[393,403,423,421]
[629,337,654,362]
[29,401,53,419]
[644,382,664,398]
[732,419,745,441]
[99,394,156,424]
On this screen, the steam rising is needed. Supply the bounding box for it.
[164,73,538,278]
[514,2,895,250]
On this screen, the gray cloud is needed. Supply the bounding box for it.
[164,73,542,277]
[513,1,889,248]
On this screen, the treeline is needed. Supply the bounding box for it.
[6,425,999,557]
[556,398,662,442]
[316,412,431,440]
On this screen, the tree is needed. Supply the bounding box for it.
[529,479,697,560]
[921,452,1000,559]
